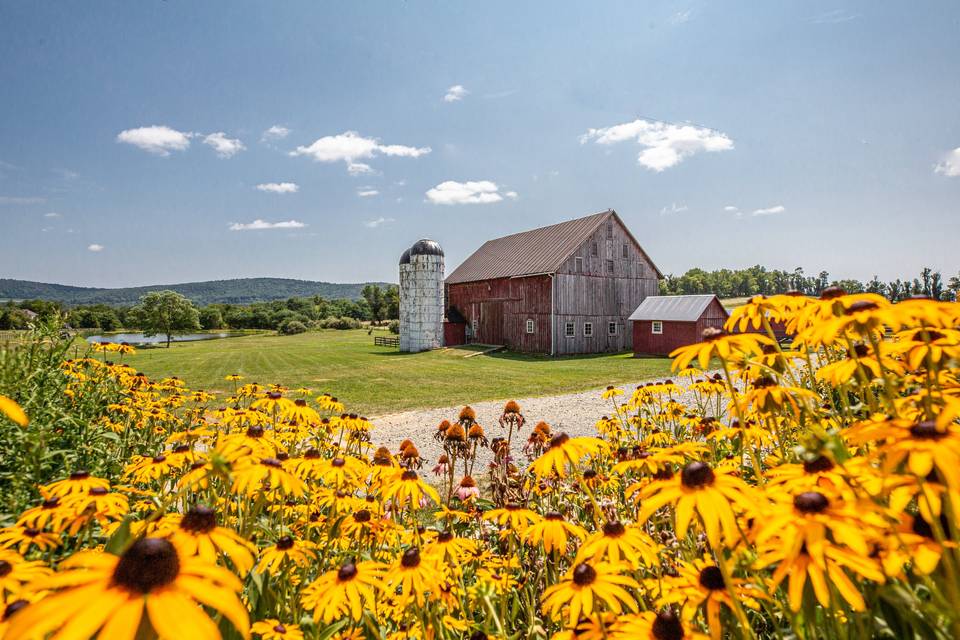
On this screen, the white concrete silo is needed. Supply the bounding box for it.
[399,239,445,352]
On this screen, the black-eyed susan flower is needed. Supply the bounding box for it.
[541,561,639,628]
[0,526,59,554]
[575,521,660,569]
[380,469,440,510]
[303,560,386,622]
[529,433,607,479]
[0,550,49,599]
[158,505,255,575]
[521,512,587,554]
[251,619,304,640]
[5,537,249,640]
[232,457,306,497]
[257,535,317,574]
[386,547,443,608]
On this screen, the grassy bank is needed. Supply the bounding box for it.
[102,329,672,414]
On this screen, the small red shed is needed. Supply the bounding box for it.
[629,295,729,357]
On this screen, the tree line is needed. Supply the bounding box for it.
[0,284,400,334]
[660,265,960,301]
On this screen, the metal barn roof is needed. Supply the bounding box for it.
[445,209,662,284]
[628,295,724,322]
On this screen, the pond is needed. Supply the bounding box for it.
[85,332,243,345]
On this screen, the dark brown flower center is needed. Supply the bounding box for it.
[545,512,564,521]
[549,432,570,449]
[295,399,307,407]
[304,447,321,459]
[112,538,180,593]
[3,600,28,621]
[331,457,346,468]
[698,565,725,590]
[151,455,167,464]
[337,562,358,581]
[42,497,60,509]
[90,486,109,496]
[354,509,371,523]
[437,531,454,543]
[70,470,90,480]
[602,521,626,537]
[276,536,295,550]
[246,425,264,438]
[261,457,282,468]
[752,376,776,389]
[680,462,715,489]
[794,491,829,514]
[0,561,11,577]
[267,391,283,400]
[845,300,878,314]
[820,286,845,300]
[910,421,946,440]
[401,469,418,481]
[273,624,287,633]
[181,505,217,533]
[572,563,597,586]
[652,609,684,640]
[803,456,835,473]
[401,547,421,568]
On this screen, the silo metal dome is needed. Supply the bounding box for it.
[409,239,444,257]
[399,248,411,265]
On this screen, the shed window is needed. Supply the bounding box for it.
[591,242,598,257]
[584,322,593,337]
[526,319,535,334]
[608,322,618,336]
[652,321,663,334]
[606,259,614,274]
[565,322,575,338]
[575,256,583,273]
[622,244,629,258]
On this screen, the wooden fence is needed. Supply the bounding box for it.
[373,335,399,348]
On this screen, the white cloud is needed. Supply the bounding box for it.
[723,205,739,212]
[660,202,689,216]
[670,9,693,24]
[580,118,733,171]
[256,182,299,194]
[229,219,307,231]
[364,216,395,228]
[289,131,430,173]
[0,196,45,205]
[87,244,104,252]
[752,205,786,216]
[116,125,192,156]
[807,9,858,24]
[357,189,379,198]
[934,148,960,177]
[261,125,291,142]
[443,85,468,102]
[203,132,245,158]
[425,180,516,205]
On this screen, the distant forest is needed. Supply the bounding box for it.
[660,265,959,301]
[0,277,393,306]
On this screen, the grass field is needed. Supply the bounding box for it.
[97,329,673,415]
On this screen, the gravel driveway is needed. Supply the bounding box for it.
[368,377,703,472]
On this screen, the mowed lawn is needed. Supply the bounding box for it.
[115,329,673,415]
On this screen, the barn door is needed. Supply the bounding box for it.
[479,301,504,345]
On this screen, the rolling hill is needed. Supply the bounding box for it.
[0,278,395,306]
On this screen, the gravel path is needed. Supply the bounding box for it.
[368,378,703,472]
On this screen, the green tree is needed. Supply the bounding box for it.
[199,307,224,330]
[130,290,200,348]
[361,284,386,324]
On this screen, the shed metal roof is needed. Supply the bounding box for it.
[445,209,662,284]
[628,295,725,322]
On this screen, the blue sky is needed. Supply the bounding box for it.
[1,1,958,287]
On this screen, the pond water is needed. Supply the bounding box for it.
[85,332,240,345]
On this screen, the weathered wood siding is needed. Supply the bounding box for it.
[553,216,659,354]
[447,275,553,353]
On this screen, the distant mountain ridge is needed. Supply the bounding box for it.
[0,278,395,306]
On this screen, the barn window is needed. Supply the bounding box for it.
[652,321,663,334]
[584,322,593,337]
[606,259,614,274]
[565,322,575,338]
[606,222,613,238]
[622,244,629,258]
[591,242,598,257]
[575,257,583,273]
[608,322,618,336]
[526,319,535,334]
[638,263,645,277]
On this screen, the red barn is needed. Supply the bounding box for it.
[445,209,661,355]
[629,295,728,356]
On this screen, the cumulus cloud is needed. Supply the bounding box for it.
[87,244,104,252]
[116,125,192,156]
[443,85,468,102]
[256,182,299,194]
[753,205,786,216]
[934,148,960,177]
[425,180,517,205]
[364,216,395,228]
[659,202,689,215]
[723,205,739,212]
[289,131,430,173]
[357,189,379,198]
[261,125,291,142]
[229,219,307,231]
[580,118,733,171]
[203,132,246,158]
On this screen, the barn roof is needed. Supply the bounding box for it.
[628,295,726,322]
[445,209,662,284]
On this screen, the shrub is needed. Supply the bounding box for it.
[278,319,308,335]
[388,319,399,334]
[320,316,361,330]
